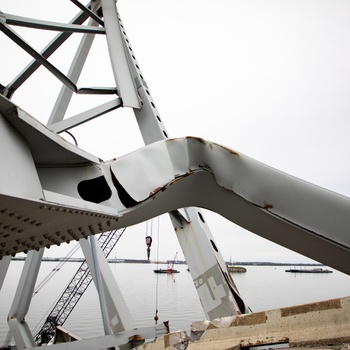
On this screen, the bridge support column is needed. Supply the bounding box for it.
[8,248,44,348]
[170,208,248,320]
[80,237,135,334]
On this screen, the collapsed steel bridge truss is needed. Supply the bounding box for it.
[0,1,350,349]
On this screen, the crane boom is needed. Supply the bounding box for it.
[34,228,126,346]
[168,252,178,271]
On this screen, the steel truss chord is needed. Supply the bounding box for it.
[0,2,95,98]
[0,4,117,98]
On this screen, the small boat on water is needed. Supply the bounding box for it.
[154,252,180,274]
[153,268,180,274]
[285,267,333,273]
[227,265,247,273]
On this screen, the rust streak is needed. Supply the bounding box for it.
[291,336,350,347]
[149,186,164,197]
[231,311,267,326]
[227,148,240,156]
[187,136,207,144]
[213,141,240,156]
[240,337,289,347]
[168,173,192,186]
[263,202,273,210]
[148,173,192,197]
[281,298,342,317]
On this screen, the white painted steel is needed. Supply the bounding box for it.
[50,98,122,133]
[0,100,349,273]
[109,137,350,274]
[47,2,101,126]
[101,0,140,108]
[80,237,135,334]
[2,2,350,349]
[2,13,105,34]
[7,249,44,348]
[0,17,115,95]
[88,236,111,336]
[171,207,248,319]
[2,6,92,98]
[0,255,11,290]
[0,110,44,201]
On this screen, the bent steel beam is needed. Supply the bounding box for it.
[0,94,349,275]
[109,137,350,276]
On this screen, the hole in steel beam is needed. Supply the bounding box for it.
[198,211,205,223]
[77,176,112,203]
[210,239,218,252]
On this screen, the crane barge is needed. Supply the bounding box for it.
[153,252,179,274]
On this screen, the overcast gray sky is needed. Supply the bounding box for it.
[1,0,350,264]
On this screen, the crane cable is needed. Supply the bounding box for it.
[33,242,80,296]
[154,217,160,325]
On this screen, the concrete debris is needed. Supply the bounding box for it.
[136,296,350,350]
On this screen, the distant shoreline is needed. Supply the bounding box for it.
[10,256,323,266]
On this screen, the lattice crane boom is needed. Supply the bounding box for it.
[34,228,125,346]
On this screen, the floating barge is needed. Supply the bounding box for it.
[227,265,247,273]
[153,268,180,274]
[285,267,333,273]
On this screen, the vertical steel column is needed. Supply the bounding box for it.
[1,97,46,346]
[101,0,140,108]
[0,255,11,292]
[80,237,135,334]
[171,208,248,319]
[89,236,111,336]
[8,248,44,348]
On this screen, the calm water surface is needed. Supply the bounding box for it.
[1,261,350,345]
